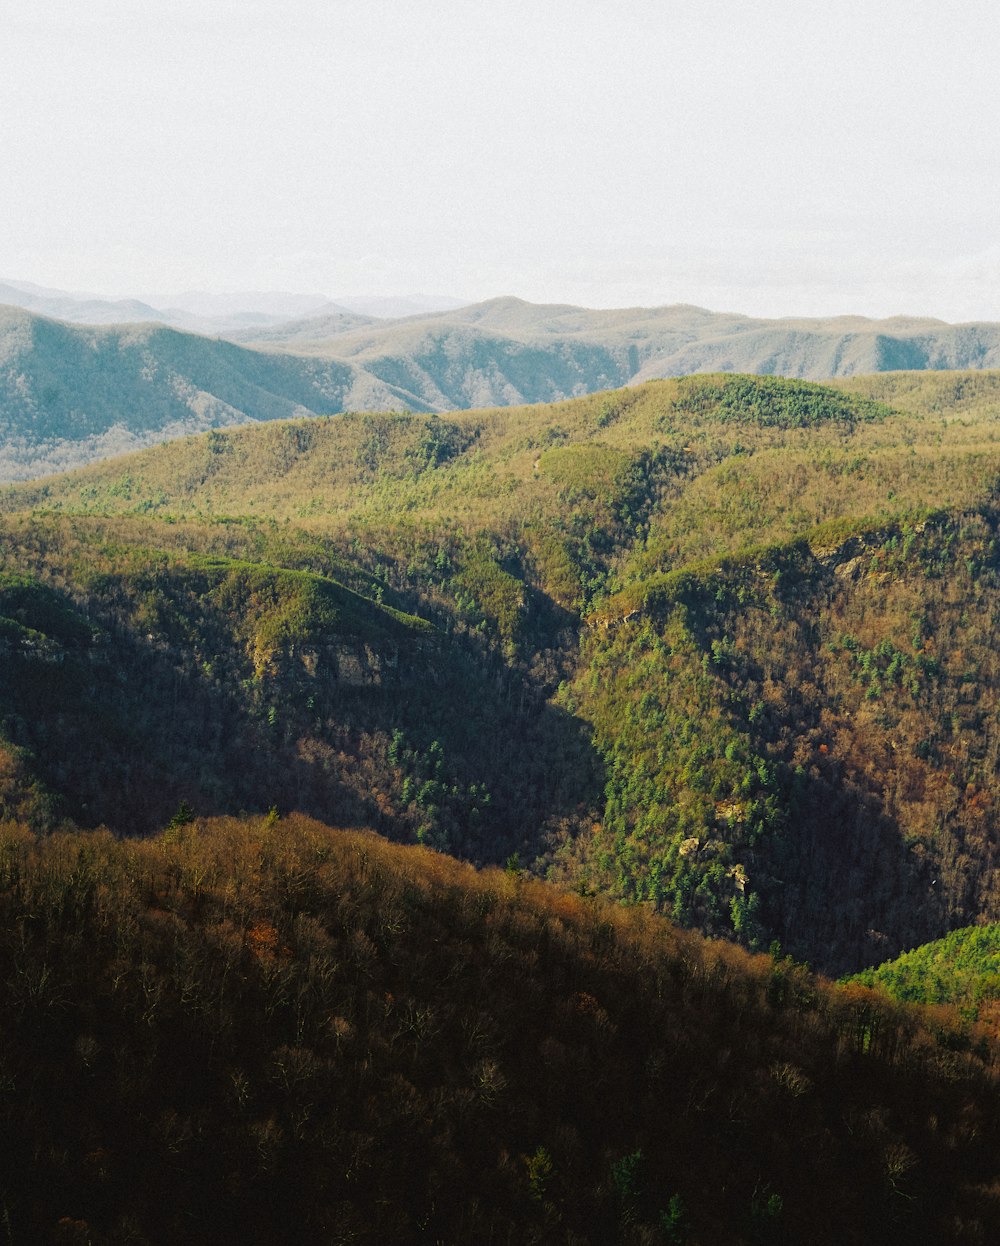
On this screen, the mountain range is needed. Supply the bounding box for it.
[233,297,1000,382]
[7,288,1000,481]
[0,279,465,332]
[7,366,1000,975]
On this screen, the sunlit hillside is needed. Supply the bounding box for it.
[5,372,1000,977]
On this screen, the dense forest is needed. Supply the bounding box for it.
[6,370,1000,1238]
[3,813,1000,1245]
[848,924,1000,1022]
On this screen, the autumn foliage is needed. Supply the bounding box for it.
[0,814,999,1244]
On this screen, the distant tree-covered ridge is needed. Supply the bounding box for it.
[9,293,1000,478]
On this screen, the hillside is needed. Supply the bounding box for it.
[6,373,1000,976]
[223,309,378,347]
[8,371,1000,1238]
[1,812,999,1245]
[0,306,428,480]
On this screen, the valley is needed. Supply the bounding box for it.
[6,371,1000,973]
[6,369,1000,1240]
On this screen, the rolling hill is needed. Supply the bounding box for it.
[2,811,998,1245]
[237,296,1000,390]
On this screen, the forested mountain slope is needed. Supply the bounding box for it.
[8,372,1000,1239]
[849,924,1000,1020]
[6,372,1000,976]
[2,812,999,1245]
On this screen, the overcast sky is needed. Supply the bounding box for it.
[3,0,1000,318]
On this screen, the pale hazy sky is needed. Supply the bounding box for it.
[3,0,1000,318]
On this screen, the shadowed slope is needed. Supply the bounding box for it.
[1,812,999,1245]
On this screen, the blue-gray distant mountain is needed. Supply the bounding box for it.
[330,294,469,318]
[0,280,369,335]
[0,306,429,480]
[0,279,464,333]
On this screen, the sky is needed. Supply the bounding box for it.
[2,0,1000,319]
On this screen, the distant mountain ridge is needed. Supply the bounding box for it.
[0,279,465,333]
[7,292,1000,480]
[244,295,1000,382]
